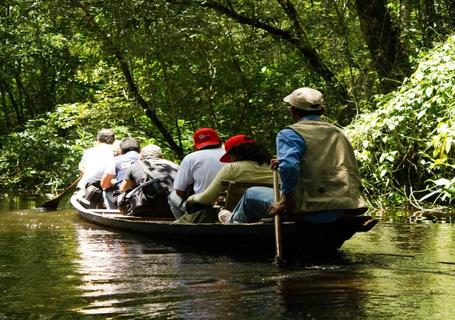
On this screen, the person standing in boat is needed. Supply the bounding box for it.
[168,128,226,218]
[223,87,368,223]
[119,144,179,217]
[185,134,273,223]
[100,137,141,209]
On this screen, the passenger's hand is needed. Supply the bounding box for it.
[268,201,287,216]
[270,159,279,171]
[215,196,225,206]
[268,192,294,216]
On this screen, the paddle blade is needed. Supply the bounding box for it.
[36,177,81,211]
[38,196,63,210]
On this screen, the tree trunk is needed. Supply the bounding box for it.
[400,0,413,31]
[0,77,23,127]
[422,0,436,45]
[354,0,412,92]
[13,66,35,118]
[0,81,12,130]
[445,0,455,28]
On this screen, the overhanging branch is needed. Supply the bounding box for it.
[78,4,183,158]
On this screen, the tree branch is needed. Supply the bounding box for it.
[167,0,299,44]
[78,4,184,158]
[276,0,342,87]
[168,0,354,124]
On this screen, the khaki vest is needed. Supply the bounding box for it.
[288,120,367,213]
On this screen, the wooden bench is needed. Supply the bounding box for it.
[221,181,273,211]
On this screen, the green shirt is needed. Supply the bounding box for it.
[189,160,273,205]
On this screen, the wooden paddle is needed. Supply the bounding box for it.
[37,177,81,211]
[273,169,284,265]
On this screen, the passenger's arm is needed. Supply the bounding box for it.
[276,129,306,193]
[187,166,230,205]
[270,129,305,215]
[101,173,115,190]
[119,179,135,192]
[175,189,186,197]
[101,157,116,189]
[172,157,193,198]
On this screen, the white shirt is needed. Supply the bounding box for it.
[173,147,226,194]
[77,143,114,189]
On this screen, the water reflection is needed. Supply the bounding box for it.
[274,269,368,319]
[71,218,455,319]
[74,225,181,317]
[0,207,86,319]
[342,222,455,320]
[0,193,74,211]
[1,199,455,319]
[0,194,43,211]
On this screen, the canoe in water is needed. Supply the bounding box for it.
[71,195,378,256]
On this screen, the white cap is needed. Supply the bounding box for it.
[283,87,324,111]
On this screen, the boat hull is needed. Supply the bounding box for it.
[71,195,376,256]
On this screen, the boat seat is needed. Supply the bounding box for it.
[221,180,273,211]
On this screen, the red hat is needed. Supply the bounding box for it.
[220,134,256,163]
[193,128,221,150]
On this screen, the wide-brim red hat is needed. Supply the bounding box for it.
[220,134,256,163]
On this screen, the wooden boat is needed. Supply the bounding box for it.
[71,193,378,257]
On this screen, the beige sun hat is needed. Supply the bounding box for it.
[283,87,324,111]
[141,144,162,160]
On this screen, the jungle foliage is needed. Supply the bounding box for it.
[347,36,455,208]
[0,0,454,207]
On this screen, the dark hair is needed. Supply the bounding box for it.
[120,137,140,154]
[229,142,271,165]
[198,141,223,150]
[292,106,324,118]
[97,128,115,144]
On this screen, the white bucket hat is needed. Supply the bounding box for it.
[283,87,324,111]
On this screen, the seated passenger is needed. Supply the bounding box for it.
[101,137,141,209]
[112,139,122,156]
[119,144,179,217]
[76,128,115,208]
[78,128,116,188]
[185,134,273,222]
[168,128,226,218]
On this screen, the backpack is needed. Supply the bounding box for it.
[117,178,170,216]
[117,161,170,216]
[84,180,104,209]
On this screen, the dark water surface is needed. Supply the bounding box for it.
[1,196,454,319]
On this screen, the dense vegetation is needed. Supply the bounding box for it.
[347,36,455,208]
[0,1,453,208]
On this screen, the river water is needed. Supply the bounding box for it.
[1,196,454,319]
